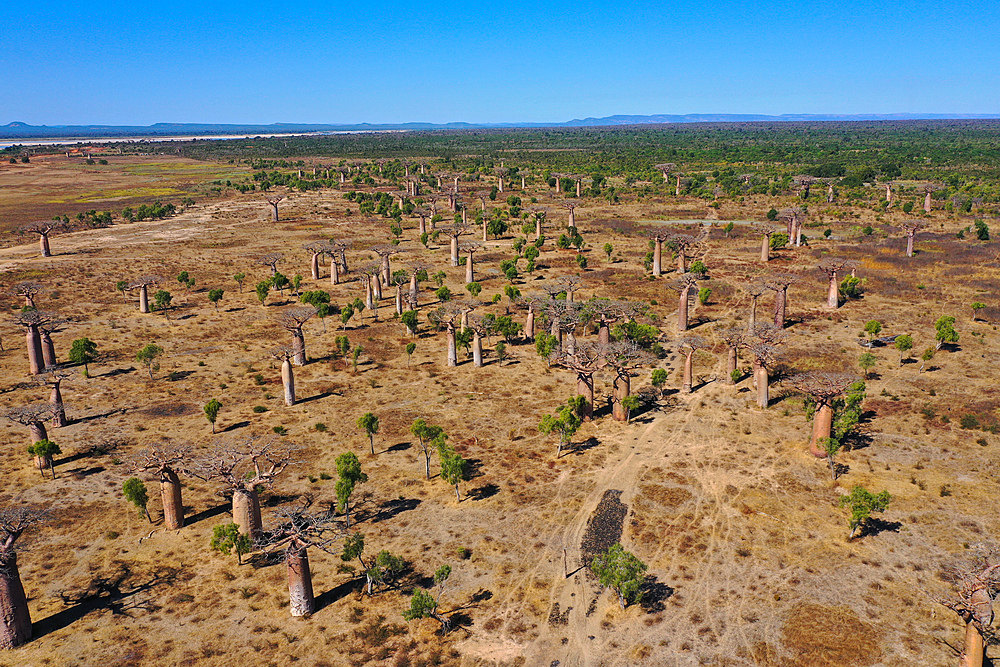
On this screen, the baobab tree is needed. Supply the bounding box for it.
[12,282,43,309]
[649,231,671,276]
[719,328,745,384]
[303,242,332,280]
[5,405,52,465]
[553,275,582,303]
[553,341,605,420]
[793,174,816,199]
[544,299,584,352]
[330,240,349,281]
[765,274,797,329]
[261,508,342,617]
[429,303,467,367]
[753,223,777,263]
[467,315,492,368]
[192,436,298,539]
[407,262,429,309]
[475,190,490,214]
[130,443,191,530]
[922,183,942,213]
[818,259,856,309]
[441,222,471,267]
[655,163,676,183]
[587,298,641,348]
[21,220,64,257]
[12,309,50,374]
[529,207,548,240]
[938,545,1000,667]
[276,306,317,366]
[561,202,577,229]
[669,273,701,332]
[460,242,482,284]
[899,221,923,258]
[269,344,297,406]
[743,280,767,333]
[604,340,652,422]
[413,206,431,235]
[371,244,400,285]
[516,296,541,341]
[127,276,161,314]
[494,166,508,193]
[37,314,65,369]
[0,506,47,649]
[257,253,284,276]
[670,233,698,273]
[677,336,709,393]
[38,367,69,427]
[786,372,858,457]
[743,323,786,408]
[266,195,285,222]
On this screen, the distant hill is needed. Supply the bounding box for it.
[3,114,1000,140]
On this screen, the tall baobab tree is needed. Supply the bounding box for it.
[0,506,47,649]
[275,307,317,366]
[391,271,408,315]
[765,274,797,329]
[655,163,676,184]
[753,223,777,263]
[675,172,684,196]
[329,240,349,280]
[128,276,161,314]
[742,280,767,333]
[743,323,786,409]
[883,180,894,205]
[193,437,297,539]
[130,444,191,530]
[818,259,855,310]
[5,405,52,457]
[475,190,490,215]
[262,508,341,617]
[12,310,49,375]
[587,299,641,348]
[460,242,482,284]
[269,345,296,406]
[553,341,605,420]
[649,231,671,276]
[793,174,816,200]
[21,221,64,258]
[552,172,563,193]
[786,372,858,458]
[899,221,923,258]
[266,196,285,222]
[12,282,43,309]
[257,253,284,277]
[424,193,440,218]
[778,206,806,246]
[38,367,69,427]
[467,314,491,368]
[516,296,541,341]
[669,273,701,332]
[561,202,577,229]
[304,242,332,280]
[553,275,582,303]
[938,545,1000,667]
[407,262,429,309]
[494,166,508,193]
[359,262,383,313]
[719,327,745,384]
[605,340,653,422]
[429,303,467,367]
[37,314,65,369]
[922,183,942,213]
[413,206,431,235]
[670,233,699,273]
[442,222,471,267]
[371,244,400,285]
[677,335,709,393]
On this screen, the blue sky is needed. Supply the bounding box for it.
[3,0,998,125]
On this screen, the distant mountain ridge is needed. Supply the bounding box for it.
[3,114,1000,140]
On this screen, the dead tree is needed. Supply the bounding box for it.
[938,545,1000,667]
[719,328,745,384]
[304,242,332,280]
[743,280,767,333]
[262,508,342,617]
[38,367,69,427]
[127,276,162,314]
[276,307,317,366]
[900,221,923,258]
[742,323,786,408]
[0,507,47,649]
[257,253,284,277]
[429,303,467,367]
[12,282,43,309]
[460,242,482,284]
[269,345,297,406]
[669,273,701,332]
[553,341,606,420]
[604,340,653,422]
[266,196,285,222]
[786,372,858,457]
[12,310,50,375]
[765,274,797,329]
[192,436,297,539]
[371,244,400,285]
[649,231,671,276]
[818,259,855,310]
[131,444,191,530]
[677,336,709,393]
[21,221,64,258]
[753,223,777,263]
[561,202,577,229]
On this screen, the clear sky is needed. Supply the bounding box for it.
[4,0,998,125]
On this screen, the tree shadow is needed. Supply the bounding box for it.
[297,391,335,404]
[261,493,300,508]
[63,466,105,478]
[166,370,195,381]
[175,313,196,321]
[386,441,411,453]
[367,497,421,524]
[315,577,363,611]
[832,462,851,478]
[222,420,250,432]
[185,503,230,526]
[468,484,499,501]
[859,517,902,538]
[54,450,92,466]
[102,366,136,378]
[639,575,674,613]
[224,307,246,313]
[71,407,128,425]
[569,437,600,455]
[464,458,485,479]
[34,563,177,639]
[248,551,284,569]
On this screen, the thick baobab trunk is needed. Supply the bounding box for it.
[446,327,457,367]
[461,207,467,225]
[29,421,47,445]
[826,273,839,309]
[794,218,803,247]
[139,285,150,313]
[727,346,738,383]
[565,331,576,356]
[482,219,488,242]
[395,286,403,315]
[676,175,681,196]
[959,587,992,667]
[760,235,770,263]
[450,237,459,267]
[340,250,348,274]
[827,184,834,203]
[270,203,279,222]
[466,254,475,284]
[453,176,460,192]
[755,365,769,409]
[418,216,427,235]
[331,259,339,285]
[809,403,834,458]
[472,331,483,367]
[577,374,594,421]
[0,552,32,649]
[525,307,535,340]
[568,208,575,228]
[287,545,315,617]
[612,373,630,422]
[678,287,690,332]
[50,385,66,427]
[409,274,419,309]
[748,298,758,333]
[576,180,582,197]
[310,254,320,280]
[906,233,915,258]
[682,351,694,393]
[40,331,55,368]
[232,487,262,539]
[381,258,391,286]
[26,325,43,375]
[550,316,560,341]
[651,239,662,276]
[373,273,383,301]
[460,310,470,332]
[677,250,687,273]
[160,468,184,529]
[365,281,374,310]
[281,358,295,406]
[598,322,611,347]
[39,233,51,258]
[535,218,542,240]
[774,289,787,328]
[498,176,504,193]
[291,329,306,366]
[924,191,932,213]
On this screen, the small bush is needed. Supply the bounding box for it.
[960,414,980,430]
[315,422,328,432]
[252,405,268,414]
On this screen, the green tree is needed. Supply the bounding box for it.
[858,351,877,378]
[539,397,584,457]
[340,304,355,330]
[839,275,864,301]
[435,285,452,302]
[28,439,61,479]
[919,347,935,373]
[69,337,98,375]
[176,271,189,288]
[204,398,222,433]
[153,290,172,319]
[621,395,641,423]
[234,272,246,292]
[208,288,224,310]
[971,302,986,321]
[863,320,882,344]
[894,334,913,365]
[935,315,959,350]
[272,272,289,295]
[335,452,368,528]
[341,532,405,595]
[410,419,445,480]
[590,544,647,609]
[439,443,469,502]
[210,523,252,564]
[495,341,507,365]
[535,332,558,366]
[839,486,892,540]
[255,279,271,307]
[697,287,712,305]
[820,437,842,480]
[769,232,789,250]
[723,222,735,237]
[432,271,447,287]
[405,341,416,367]
[115,280,129,302]
[651,368,668,395]
[401,310,419,336]
[465,282,482,298]
[403,564,453,631]
[603,243,614,261]
[123,477,151,522]
[136,343,163,380]
[357,412,380,455]
[352,346,363,372]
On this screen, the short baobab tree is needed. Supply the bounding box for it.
[37,314,65,369]
[587,298,641,348]
[428,302,467,366]
[765,274,797,329]
[604,340,653,422]
[329,240,349,282]
[529,207,548,240]
[753,223,777,263]
[786,372,859,458]
[407,262,429,309]
[441,222,471,267]
[655,163,676,183]
[276,306,317,366]
[460,242,482,284]
[818,259,856,310]
[266,195,285,222]
[192,436,298,539]
[937,545,1000,667]
[669,273,701,332]
[743,280,767,333]
[553,341,605,420]
[269,344,297,406]
[0,506,47,649]
[899,221,923,258]
[21,220,64,257]
[922,183,942,213]
[12,282,43,309]
[413,206,431,235]
[544,300,584,352]
[552,275,582,303]
[677,335,709,393]
[257,253,284,276]
[127,276,162,314]
[262,508,341,617]
[494,166,508,192]
[466,315,492,368]
[5,405,52,457]
[12,309,50,375]
[743,323,786,409]
[130,443,191,530]
[37,367,69,427]
[670,233,699,273]
[303,241,332,280]
[792,174,815,199]
[560,202,577,229]
[719,328,745,384]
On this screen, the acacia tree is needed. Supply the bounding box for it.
[192,437,297,539]
[669,273,701,332]
[818,260,854,310]
[787,372,859,458]
[21,221,64,257]
[938,545,1000,667]
[131,444,191,530]
[262,509,341,617]
[753,223,777,263]
[128,276,162,314]
[591,543,647,610]
[275,306,316,366]
[604,340,652,422]
[266,195,285,222]
[0,507,46,649]
[899,221,923,258]
[677,335,709,394]
[765,274,797,329]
